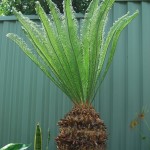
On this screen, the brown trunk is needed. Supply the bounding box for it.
[56,104,107,150]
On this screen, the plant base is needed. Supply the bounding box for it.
[56,104,107,150]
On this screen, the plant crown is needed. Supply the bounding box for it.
[7,0,138,104]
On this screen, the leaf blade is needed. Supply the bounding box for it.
[0,143,30,150]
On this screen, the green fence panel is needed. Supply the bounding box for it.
[0,1,150,150]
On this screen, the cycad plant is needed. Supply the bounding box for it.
[7,0,138,149]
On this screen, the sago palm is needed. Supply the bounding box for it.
[7,0,138,149]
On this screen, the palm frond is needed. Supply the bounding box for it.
[46,0,84,102]
[98,11,139,85]
[80,0,99,39]
[92,10,139,101]
[6,33,74,100]
[63,0,84,102]
[81,0,115,101]
[7,0,139,104]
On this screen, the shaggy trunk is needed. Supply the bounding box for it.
[56,104,107,150]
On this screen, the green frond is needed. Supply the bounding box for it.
[46,0,85,102]
[35,1,82,103]
[79,0,100,101]
[80,0,99,37]
[7,0,139,104]
[6,33,53,82]
[92,10,139,101]
[81,0,115,101]
[6,33,74,100]
[100,11,139,83]
[63,0,84,102]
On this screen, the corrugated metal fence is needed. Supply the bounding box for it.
[0,1,150,150]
